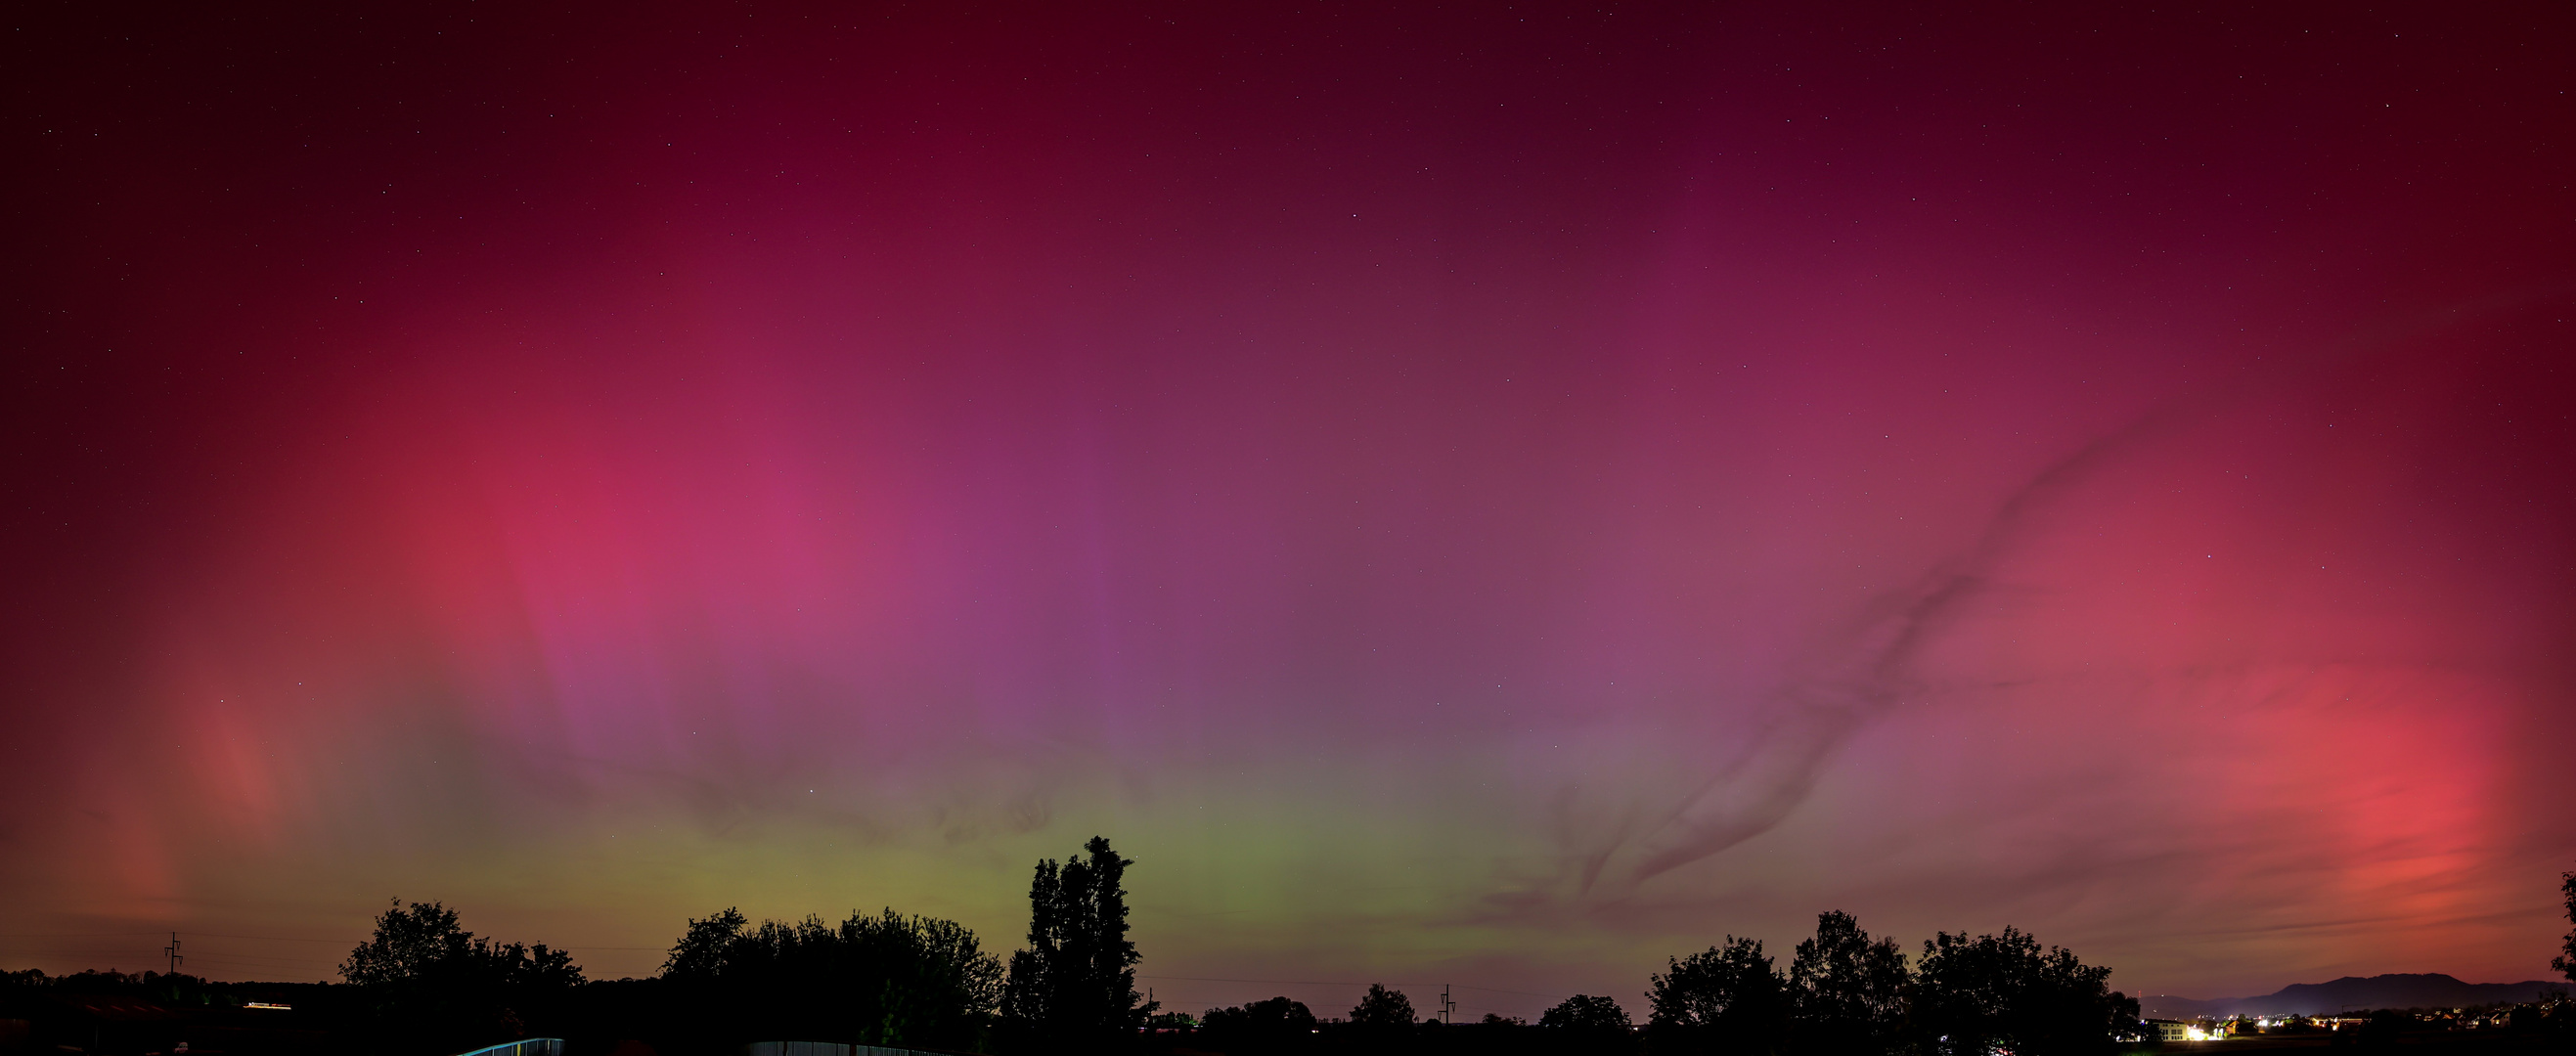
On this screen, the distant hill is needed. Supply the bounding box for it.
[2139,974,2571,1018]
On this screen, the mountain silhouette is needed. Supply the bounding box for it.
[2139,974,2571,1018]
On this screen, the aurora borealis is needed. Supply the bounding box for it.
[3,2,2572,1020]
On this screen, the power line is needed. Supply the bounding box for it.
[0,932,173,939]
[177,953,326,967]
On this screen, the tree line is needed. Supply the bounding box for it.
[312,837,1145,1054]
[1635,910,2136,1056]
[1184,911,2136,1056]
[131,846,2566,1055]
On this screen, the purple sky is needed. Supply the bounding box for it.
[2,1,2571,1018]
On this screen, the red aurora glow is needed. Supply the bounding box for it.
[2,2,2570,1017]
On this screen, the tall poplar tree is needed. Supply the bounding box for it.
[1003,836,1154,1035]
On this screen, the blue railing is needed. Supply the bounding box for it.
[452,1039,565,1056]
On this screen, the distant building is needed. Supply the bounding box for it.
[2150,1020,2194,1042]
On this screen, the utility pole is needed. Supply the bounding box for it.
[1441,984,1455,1025]
[163,932,183,976]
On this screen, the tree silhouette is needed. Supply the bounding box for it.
[654,905,1001,1047]
[1350,983,1416,1027]
[1912,927,2136,1056]
[2352,1008,2410,1050]
[340,900,582,1052]
[2555,869,2575,984]
[341,899,583,991]
[1541,994,1633,1032]
[342,901,474,987]
[1203,996,1318,1036]
[663,906,749,980]
[1788,911,1908,1056]
[1647,936,1786,1054]
[1002,836,1154,1036]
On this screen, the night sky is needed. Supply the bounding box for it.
[3,2,2572,1019]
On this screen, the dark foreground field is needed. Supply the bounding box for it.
[4,974,2571,1056]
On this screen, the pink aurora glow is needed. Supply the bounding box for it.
[1,2,2570,1013]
